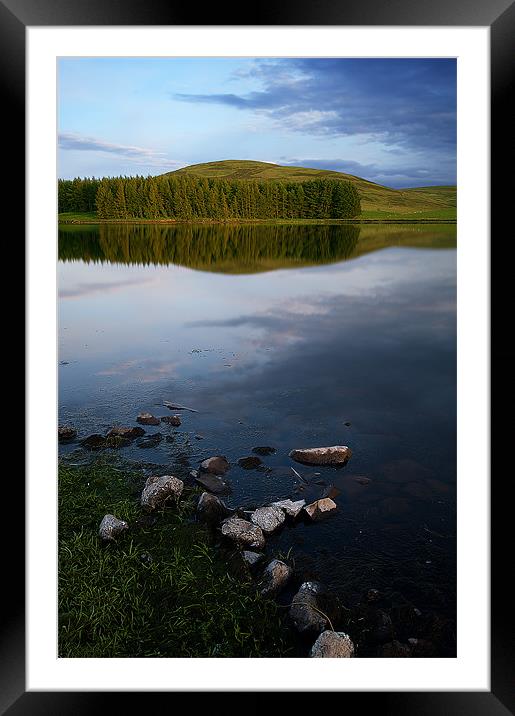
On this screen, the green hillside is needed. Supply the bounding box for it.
[167,160,456,220]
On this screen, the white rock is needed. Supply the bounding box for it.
[251,505,285,534]
[289,446,352,466]
[99,514,128,541]
[221,516,265,549]
[272,499,306,518]
[140,475,184,510]
[310,631,355,658]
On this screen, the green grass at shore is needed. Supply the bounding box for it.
[59,212,455,225]
[59,457,294,657]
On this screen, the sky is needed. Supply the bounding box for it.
[58,57,456,188]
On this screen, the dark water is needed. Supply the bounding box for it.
[59,222,456,648]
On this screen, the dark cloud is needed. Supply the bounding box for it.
[174,58,456,176]
[279,158,455,188]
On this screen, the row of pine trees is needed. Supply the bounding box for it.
[58,174,361,220]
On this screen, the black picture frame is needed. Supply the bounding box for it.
[6,0,513,712]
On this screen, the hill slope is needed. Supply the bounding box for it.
[167,160,456,219]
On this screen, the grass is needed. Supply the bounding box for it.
[58,456,295,657]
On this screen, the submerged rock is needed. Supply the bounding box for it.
[196,492,231,524]
[221,516,265,549]
[238,456,262,470]
[136,412,161,426]
[58,426,77,442]
[289,446,352,466]
[252,446,276,456]
[195,473,231,495]
[272,499,306,518]
[140,474,184,510]
[160,415,181,426]
[137,433,163,448]
[106,426,145,439]
[242,551,265,567]
[80,433,107,449]
[99,514,128,541]
[377,640,412,658]
[200,456,230,475]
[310,631,355,658]
[260,559,293,597]
[251,505,285,535]
[304,497,337,520]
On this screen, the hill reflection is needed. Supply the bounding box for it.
[58,222,455,273]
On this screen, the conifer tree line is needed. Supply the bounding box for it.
[58,175,361,220]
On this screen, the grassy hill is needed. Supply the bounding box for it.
[167,160,456,220]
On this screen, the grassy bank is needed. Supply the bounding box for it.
[58,457,294,657]
[59,211,456,224]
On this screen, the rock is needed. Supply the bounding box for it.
[242,551,265,567]
[272,499,306,518]
[251,505,285,535]
[200,456,230,475]
[106,426,145,439]
[137,433,163,448]
[195,473,231,495]
[80,433,107,449]
[260,559,293,597]
[377,640,412,658]
[136,412,161,426]
[289,446,352,466]
[290,582,329,634]
[321,485,340,500]
[140,474,184,510]
[221,516,265,549]
[237,456,262,470]
[58,426,77,442]
[366,589,381,604]
[160,415,181,426]
[99,514,128,541]
[310,631,355,658]
[367,609,394,644]
[252,446,276,456]
[196,492,231,524]
[304,497,337,520]
[352,475,372,485]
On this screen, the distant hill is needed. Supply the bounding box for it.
[166,160,456,219]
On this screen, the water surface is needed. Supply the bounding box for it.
[59,222,456,644]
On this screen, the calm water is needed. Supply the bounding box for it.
[59,222,456,636]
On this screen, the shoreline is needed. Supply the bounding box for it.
[58,217,456,226]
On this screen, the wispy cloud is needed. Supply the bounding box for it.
[59,276,155,299]
[58,132,184,169]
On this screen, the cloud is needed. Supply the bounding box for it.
[59,276,155,299]
[58,132,183,169]
[279,158,455,188]
[174,59,456,155]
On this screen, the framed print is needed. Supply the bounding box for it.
[4,0,513,711]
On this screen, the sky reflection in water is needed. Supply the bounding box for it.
[59,223,456,613]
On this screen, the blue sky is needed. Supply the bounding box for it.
[58,57,456,188]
